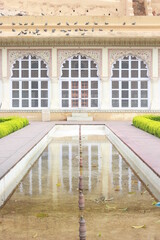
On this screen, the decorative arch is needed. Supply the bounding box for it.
[57,49,102,78]
[8,50,51,77]
[60,54,100,108]
[110,54,150,109]
[109,49,152,78]
[11,55,49,108]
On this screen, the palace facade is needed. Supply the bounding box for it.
[0,0,160,121]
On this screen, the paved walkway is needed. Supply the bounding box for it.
[0,121,160,181]
[0,122,55,180]
[106,121,160,178]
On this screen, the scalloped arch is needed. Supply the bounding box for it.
[111,55,149,78]
[60,53,100,78]
[58,49,102,78]
[109,49,152,78]
[8,50,51,77]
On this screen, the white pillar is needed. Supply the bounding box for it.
[151,48,159,109]
[51,48,59,109]
[1,48,10,109]
[101,47,110,109]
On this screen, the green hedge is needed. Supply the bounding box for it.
[0,117,29,138]
[133,115,160,138]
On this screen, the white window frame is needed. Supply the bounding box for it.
[110,55,150,109]
[60,55,100,109]
[10,55,50,109]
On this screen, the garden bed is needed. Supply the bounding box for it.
[0,117,29,138]
[133,115,160,138]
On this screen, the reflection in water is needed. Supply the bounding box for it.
[1,135,156,240]
[17,143,144,198]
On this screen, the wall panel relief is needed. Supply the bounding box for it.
[57,49,102,78]
[8,49,52,77]
[108,49,152,78]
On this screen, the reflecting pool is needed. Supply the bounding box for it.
[0,131,159,240]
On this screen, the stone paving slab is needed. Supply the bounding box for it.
[106,121,160,178]
[0,122,55,180]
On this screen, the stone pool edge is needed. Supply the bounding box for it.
[105,125,160,201]
[0,125,58,208]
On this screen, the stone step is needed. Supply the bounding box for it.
[72,113,89,117]
[67,116,93,121]
[67,113,93,121]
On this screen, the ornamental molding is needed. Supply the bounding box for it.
[57,49,102,78]
[8,50,51,73]
[109,49,152,78]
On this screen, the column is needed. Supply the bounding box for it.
[151,48,159,110]
[50,47,59,109]
[1,48,10,109]
[101,47,110,109]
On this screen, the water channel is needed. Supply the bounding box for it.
[0,126,159,240]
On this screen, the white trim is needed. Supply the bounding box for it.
[60,54,100,109]
[10,55,50,109]
[111,55,150,109]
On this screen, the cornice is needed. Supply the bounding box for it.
[0,37,160,47]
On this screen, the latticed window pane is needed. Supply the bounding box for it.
[62,91,69,98]
[62,70,69,77]
[22,70,29,78]
[12,99,19,107]
[22,91,29,98]
[71,61,78,69]
[12,81,19,89]
[111,55,149,108]
[62,100,69,107]
[91,99,98,107]
[62,81,69,89]
[12,91,19,98]
[72,81,78,89]
[72,91,78,98]
[11,55,49,108]
[81,99,88,107]
[22,100,29,107]
[81,70,88,78]
[112,90,119,98]
[32,99,38,107]
[22,61,29,68]
[82,90,88,98]
[72,100,78,107]
[131,100,138,107]
[112,100,119,107]
[91,81,98,89]
[12,70,19,78]
[60,55,99,108]
[41,100,48,107]
[22,81,29,89]
[71,70,78,78]
[81,81,88,89]
[31,61,38,69]
[91,90,98,98]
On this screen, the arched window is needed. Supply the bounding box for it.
[60,55,100,108]
[11,55,49,108]
[111,55,149,108]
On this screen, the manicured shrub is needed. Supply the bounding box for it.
[133,115,160,138]
[0,117,29,138]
